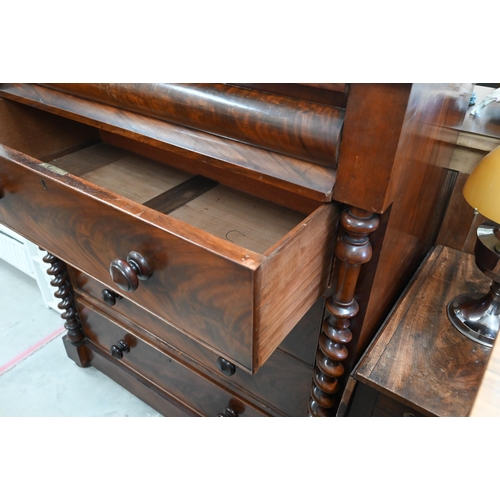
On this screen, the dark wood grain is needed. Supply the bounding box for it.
[0,83,474,417]
[87,346,202,417]
[0,143,335,373]
[437,172,487,254]
[371,391,428,417]
[70,267,314,416]
[230,83,348,108]
[0,145,256,369]
[42,251,89,367]
[344,84,473,363]
[334,84,471,213]
[144,175,218,214]
[308,207,379,416]
[100,131,324,214]
[355,246,492,417]
[0,97,98,160]
[41,83,344,168]
[0,84,337,205]
[278,297,325,367]
[333,84,413,212]
[78,300,270,417]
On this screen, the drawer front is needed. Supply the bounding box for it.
[0,144,337,373]
[0,147,255,368]
[347,382,429,417]
[71,268,313,416]
[372,392,428,417]
[88,348,196,417]
[77,301,269,417]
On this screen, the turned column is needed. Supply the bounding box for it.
[43,251,89,367]
[308,207,379,417]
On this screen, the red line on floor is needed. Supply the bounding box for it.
[0,326,66,376]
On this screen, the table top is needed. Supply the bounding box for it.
[355,245,493,417]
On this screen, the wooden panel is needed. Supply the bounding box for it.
[88,348,197,416]
[70,267,314,416]
[42,83,344,168]
[144,176,218,214]
[348,84,473,362]
[355,246,492,417]
[0,97,98,160]
[0,143,334,372]
[52,142,193,203]
[0,84,337,203]
[100,131,325,214]
[278,297,325,367]
[436,172,487,253]
[333,83,413,212]
[170,185,304,254]
[78,301,269,417]
[372,392,428,417]
[0,145,257,370]
[52,142,302,253]
[334,83,472,214]
[449,134,500,174]
[254,202,339,367]
[230,83,348,108]
[346,383,428,417]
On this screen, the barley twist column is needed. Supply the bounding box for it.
[308,207,379,417]
[43,251,89,367]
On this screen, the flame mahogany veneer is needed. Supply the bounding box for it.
[0,83,472,416]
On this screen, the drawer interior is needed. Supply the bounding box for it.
[50,142,306,254]
[0,97,338,373]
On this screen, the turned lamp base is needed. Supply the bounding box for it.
[447,224,500,348]
[447,285,500,347]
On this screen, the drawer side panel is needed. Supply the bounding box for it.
[254,202,339,368]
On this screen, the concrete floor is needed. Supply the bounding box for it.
[0,258,162,417]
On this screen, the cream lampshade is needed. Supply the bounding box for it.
[448,146,500,347]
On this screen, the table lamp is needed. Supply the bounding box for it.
[447,146,500,347]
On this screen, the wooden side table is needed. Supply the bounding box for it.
[342,245,494,417]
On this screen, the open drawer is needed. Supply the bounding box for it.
[0,100,339,373]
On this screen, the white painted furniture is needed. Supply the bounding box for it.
[0,223,58,312]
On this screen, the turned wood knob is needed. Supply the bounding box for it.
[218,407,238,417]
[102,289,122,306]
[109,251,152,292]
[216,357,236,376]
[110,340,130,359]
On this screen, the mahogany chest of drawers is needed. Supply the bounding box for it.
[0,83,472,416]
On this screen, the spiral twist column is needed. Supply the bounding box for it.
[43,251,89,367]
[308,207,379,417]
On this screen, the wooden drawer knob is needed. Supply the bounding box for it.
[218,407,238,417]
[216,357,236,376]
[102,288,122,306]
[110,340,130,359]
[109,251,152,292]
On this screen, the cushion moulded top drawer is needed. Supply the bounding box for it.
[0,125,339,374]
